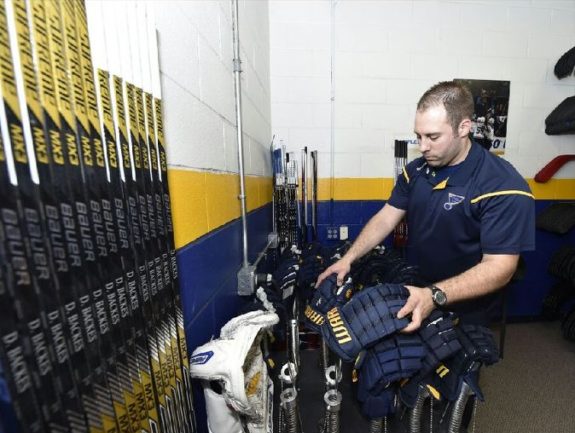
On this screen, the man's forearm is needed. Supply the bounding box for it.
[437,254,519,304]
[343,204,405,264]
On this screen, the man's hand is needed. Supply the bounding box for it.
[396,286,435,333]
[315,257,351,287]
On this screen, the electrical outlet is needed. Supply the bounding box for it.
[326,227,338,240]
[340,225,348,240]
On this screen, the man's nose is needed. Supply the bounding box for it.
[419,138,430,152]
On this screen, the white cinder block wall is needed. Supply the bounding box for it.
[270,0,575,180]
[151,0,272,177]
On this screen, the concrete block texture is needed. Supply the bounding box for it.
[223,122,240,173]
[153,2,200,98]
[269,0,330,24]
[162,76,226,171]
[177,0,221,56]
[199,37,235,122]
[360,152,389,177]
[336,78,387,104]
[334,152,362,177]
[528,33,575,60]
[272,76,331,104]
[272,102,315,128]
[288,128,332,153]
[153,1,271,178]
[361,105,413,132]
[271,49,330,78]
[334,128,388,157]
[549,8,575,35]
[271,0,575,180]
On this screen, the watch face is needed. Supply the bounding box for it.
[433,289,447,306]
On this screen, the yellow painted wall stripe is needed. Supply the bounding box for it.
[168,168,272,249]
[169,169,208,249]
[526,179,575,200]
[317,178,395,201]
[470,190,535,204]
[168,169,574,249]
[315,178,575,201]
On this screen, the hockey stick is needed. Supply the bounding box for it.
[41,0,124,430]
[145,5,197,430]
[0,17,49,429]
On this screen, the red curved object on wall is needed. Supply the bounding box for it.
[534,154,575,183]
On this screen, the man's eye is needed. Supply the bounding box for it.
[430,136,439,141]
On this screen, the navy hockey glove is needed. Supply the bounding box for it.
[430,324,499,402]
[301,241,323,259]
[304,274,354,332]
[273,257,299,283]
[352,247,425,288]
[398,311,460,407]
[309,274,354,314]
[459,324,499,366]
[398,370,439,408]
[297,255,326,299]
[357,333,425,393]
[320,241,352,266]
[417,310,461,377]
[321,283,410,362]
[357,384,397,420]
[273,257,300,297]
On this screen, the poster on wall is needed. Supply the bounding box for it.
[454,78,510,155]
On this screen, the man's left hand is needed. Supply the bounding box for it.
[396,286,435,332]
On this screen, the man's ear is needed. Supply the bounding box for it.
[458,118,472,138]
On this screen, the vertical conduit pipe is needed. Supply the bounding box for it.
[232,0,249,268]
[329,0,337,223]
[301,147,308,242]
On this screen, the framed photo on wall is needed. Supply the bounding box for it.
[454,79,510,155]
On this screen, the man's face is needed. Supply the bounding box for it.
[414,105,470,168]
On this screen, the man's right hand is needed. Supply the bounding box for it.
[315,257,352,287]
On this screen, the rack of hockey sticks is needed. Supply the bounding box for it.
[310,150,318,242]
[299,147,319,244]
[0,1,195,432]
[392,140,408,252]
[272,143,300,250]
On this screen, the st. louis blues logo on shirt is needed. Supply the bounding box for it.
[443,193,465,210]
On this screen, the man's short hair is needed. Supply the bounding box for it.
[417,81,474,132]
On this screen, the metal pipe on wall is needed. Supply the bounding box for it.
[329,1,336,203]
[328,0,339,229]
[232,0,249,268]
[311,150,318,239]
[301,147,308,243]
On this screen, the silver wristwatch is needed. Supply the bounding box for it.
[428,285,447,307]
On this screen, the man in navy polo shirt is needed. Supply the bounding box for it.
[317,81,535,330]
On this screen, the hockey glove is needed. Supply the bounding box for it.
[430,324,499,402]
[357,333,425,392]
[357,384,397,420]
[304,274,354,332]
[417,310,461,377]
[320,283,410,362]
[297,255,326,299]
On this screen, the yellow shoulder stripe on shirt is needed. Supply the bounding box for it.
[433,179,448,190]
[402,166,409,183]
[470,190,535,204]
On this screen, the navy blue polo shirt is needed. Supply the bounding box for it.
[388,142,535,323]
